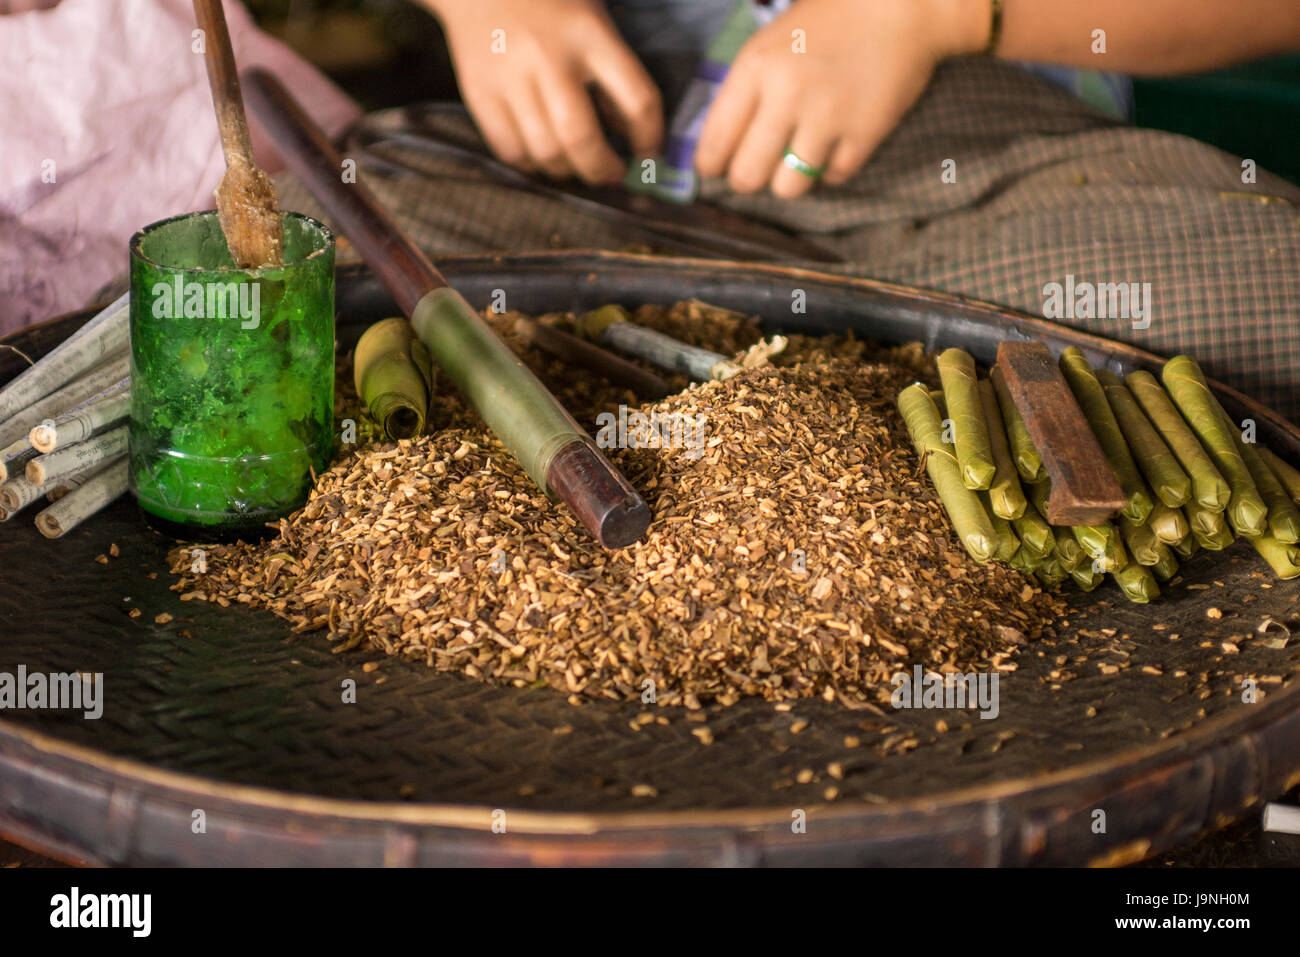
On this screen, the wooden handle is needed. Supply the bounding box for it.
[193,0,254,167]
[996,341,1127,525]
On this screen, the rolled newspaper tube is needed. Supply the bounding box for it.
[1258,446,1300,502]
[45,457,116,504]
[1160,356,1266,537]
[34,459,128,539]
[976,378,1027,519]
[1125,370,1230,511]
[576,305,740,381]
[982,492,1021,561]
[1095,369,1190,508]
[1053,525,1084,571]
[1034,553,1068,589]
[0,473,54,513]
[1234,433,1300,544]
[990,365,1042,481]
[25,424,127,487]
[0,352,130,452]
[1150,545,1179,583]
[0,438,39,484]
[0,293,128,423]
[1011,500,1054,560]
[29,390,131,454]
[1172,533,1199,560]
[897,384,997,562]
[1059,348,1153,523]
[1113,563,1160,604]
[1251,534,1300,580]
[935,349,995,490]
[1071,521,1128,573]
[1147,501,1190,546]
[1119,515,1162,566]
[353,317,433,440]
[1070,563,1103,592]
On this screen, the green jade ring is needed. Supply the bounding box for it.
[782,149,824,180]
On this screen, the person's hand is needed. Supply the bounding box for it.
[426,0,663,184]
[696,0,987,198]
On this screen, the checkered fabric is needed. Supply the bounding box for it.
[275,56,1300,423]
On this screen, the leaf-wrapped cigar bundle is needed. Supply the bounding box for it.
[990,365,1042,481]
[935,349,996,491]
[1257,447,1300,503]
[1095,369,1190,507]
[1126,370,1230,511]
[976,378,1027,519]
[353,317,434,440]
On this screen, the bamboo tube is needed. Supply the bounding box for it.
[1053,526,1084,571]
[1012,500,1054,559]
[935,349,995,490]
[1147,501,1190,546]
[35,459,128,539]
[1059,348,1153,522]
[1035,554,1068,588]
[1119,516,1161,566]
[514,317,672,400]
[576,305,740,381]
[1150,546,1179,583]
[1161,356,1266,537]
[1258,446,1300,502]
[353,317,433,440]
[976,378,1027,519]
[25,425,127,488]
[29,390,130,454]
[897,384,998,562]
[1235,434,1300,544]
[0,294,128,423]
[982,492,1021,561]
[989,365,1042,481]
[1095,369,1190,508]
[1113,563,1160,604]
[1125,370,1230,511]
[0,353,130,452]
[1251,534,1300,580]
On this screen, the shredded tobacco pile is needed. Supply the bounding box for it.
[169,301,1067,709]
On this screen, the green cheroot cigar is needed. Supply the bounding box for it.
[1053,525,1084,572]
[1119,516,1162,566]
[1160,356,1267,538]
[1251,534,1300,580]
[1071,521,1128,573]
[1035,554,1068,589]
[1070,563,1104,592]
[1125,370,1230,512]
[983,492,1022,561]
[897,384,998,562]
[976,378,1027,519]
[1059,348,1153,523]
[1012,500,1055,560]
[990,365,1043,482]
[1172,533,1199,560]
[1234,433,1300,544]
[936,349,996,491]
[353,317,434,440]
[1009,545,1042,576]
[1113,563,1160,604]
[1147,501,1190,546]
[1187,503,1235,551]
[1095,369,1190,508]
[1150,544,1179,583]
[1258,446,1300,502]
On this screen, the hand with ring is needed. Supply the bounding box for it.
[695,0,989,198]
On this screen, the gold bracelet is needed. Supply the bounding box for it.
[983,0,1003,55]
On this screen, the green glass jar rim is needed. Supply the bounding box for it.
[129,209,335,277]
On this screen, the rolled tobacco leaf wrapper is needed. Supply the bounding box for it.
[1009,546,1041,576]
[1234,434,1300,544]
[25,424,128,488]
[1126,369,1230,511]
[0,293,128,423]
[976,378,1027,519]
[1058,348,1153,523]
[1012,500,1055,560]
[1095,369,1190,508]
[1257,446,1300,502]
[576,304,740,381]
[1147,501,1190,546]
[1071,563,1103,592]
[897,384,997,562]
[29,389,131,454]
[35,458,128,539]
[0,352,129,453]
[1035,554,1068,588]
[1160,355,1266,537]
[353,317,434,440]
[1071,521,1128,573]
[1150,546,1179,583]
[982,492,1021,561]
[1250,534,1300,580]
[1191,520,1235,552]
[1172,533,1200,560]
[1119,515,1161,566]
[1113,562,1160,604]
[1053,525,1084,571]
[1184,500,1235,550]
[935,349,995,490]
[990,365,1042,481]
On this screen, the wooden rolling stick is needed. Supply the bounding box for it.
[996,341,1126,525]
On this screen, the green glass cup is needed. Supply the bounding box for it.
[128,210,335,538]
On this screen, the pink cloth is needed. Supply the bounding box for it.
[0,0,360,333]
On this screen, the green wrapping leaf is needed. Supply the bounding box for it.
[1251,534,1300,580]
[976,378,1027,519]
[1172,533,1199,560]
[1147,501,1190,546]
[1113,563,1160,604]
[1150,545,1179,583]
[1095,369,1190,507]
[1258,446,1300,502]
[1161,355,1267,537]
[1059,348,1153,523]
[897,384,998,562]
[936,349,996,490]
[1035,554,1068,588]
[1119,516,1162,566]
[1053,525,1084,571]
[1235,434,1300,544]
[982,491,1021,561]
[1071,521,1128,573]
[1071,563,1103,592]
[1126,370,1230,511]
[990,365,1043,481]
[1012,500,1055,559]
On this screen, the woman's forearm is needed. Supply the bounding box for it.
[946,0,1300,75]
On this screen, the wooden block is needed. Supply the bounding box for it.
[996,341,1126,525]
